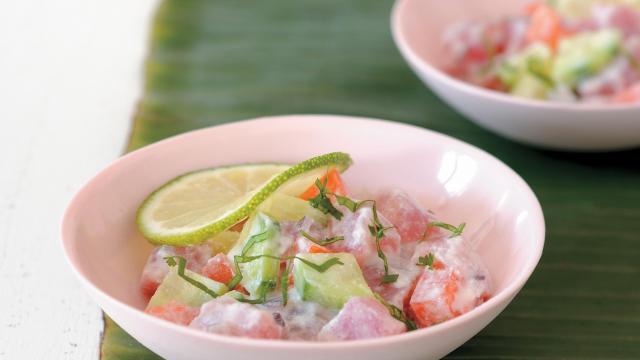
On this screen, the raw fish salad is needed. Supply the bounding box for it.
[137,154,491,341]
[442,0,640,103]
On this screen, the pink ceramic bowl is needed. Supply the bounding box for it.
[61,115,544,360]
[392,0,640,151]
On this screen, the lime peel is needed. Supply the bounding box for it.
[136,152,352,246]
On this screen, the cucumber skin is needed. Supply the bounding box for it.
[293,253,374,309]
[235,212,281,298]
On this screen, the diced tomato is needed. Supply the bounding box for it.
[140,277,161,299]
[526,4,567,50]
[202,253,234,284]
[613,83,640,103]
[299,168,346,200]
[145,300,199,325]
[317,297,406,341]
[202,253,249,292]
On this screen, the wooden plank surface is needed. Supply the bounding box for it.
[104,0,640,358]
[0,0,157,359]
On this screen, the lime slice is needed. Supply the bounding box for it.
[137,152,352,245]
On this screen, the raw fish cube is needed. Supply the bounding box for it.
[409,236,491,327]
[318,297,406,341]
[593,5,640,37]
[327,205,400,266]
[443,17,528,86]
[362,263,419,309]
[285,216,329,254]
[408,269,462,327]
[190,296,284,339]
[139,243,212,298]
[376,189,430,244]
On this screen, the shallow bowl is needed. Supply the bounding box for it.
[391,0,640,151]
[62,115,545,360]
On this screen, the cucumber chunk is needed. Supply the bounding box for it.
[552,29,622,87]
[147,267,228,309]
[511,73,552,99]
[229,212,281,298]
[294,252,374,309]
[498,42,553,99]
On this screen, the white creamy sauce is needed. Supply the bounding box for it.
[143,189,493,340]
[257,289,337,341]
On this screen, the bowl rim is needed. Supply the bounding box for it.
[61,114,545,350]
[390,0,640,113]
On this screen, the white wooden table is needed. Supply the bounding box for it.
[0,0,157,358]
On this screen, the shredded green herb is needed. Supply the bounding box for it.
[295,256,344,272]
[428,221,466,238]
[164,256,220,298]
[374,293,417,331]
[235,280,276,304]
[229,252,344,304]
[227,220,271,290]
[368,204,399,284]
[300,230,344,246]
[331,193,399,285]
[334,194,366,212]
[416,252,436,270]
[308,177,343,220]
[241,229,269,256]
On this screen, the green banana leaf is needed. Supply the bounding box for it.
[104,0,640,358]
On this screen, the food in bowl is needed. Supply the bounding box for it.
[442,0,640,103]
[136,152,491,341]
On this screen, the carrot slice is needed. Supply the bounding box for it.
[299,168,346,200]
[308,245,332,254]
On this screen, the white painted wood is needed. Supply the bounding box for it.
[0,0,158,358]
